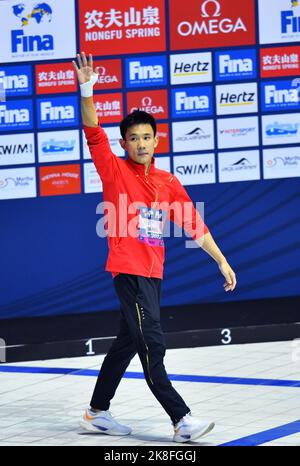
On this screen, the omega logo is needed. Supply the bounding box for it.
[97,67,106,75]
[141,97,152,106]
[201,0,221,18]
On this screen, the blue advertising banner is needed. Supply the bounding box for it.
[171,86,213,118]
[0,99,33,131]
[215,48,257,81]
[261,79,300,112]
[125,55,167,88]
[0,65,32,96]
[37,96,79,129]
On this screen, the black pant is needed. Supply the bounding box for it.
[90,273,190,425]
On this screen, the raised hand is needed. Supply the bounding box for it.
[72,52,98,85]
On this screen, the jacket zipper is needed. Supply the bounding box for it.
[144,164,158,205]
[144,165,158,277]
[135,302,154,385]
[152,189,158,209]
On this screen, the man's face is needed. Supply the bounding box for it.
[120,124,158,167]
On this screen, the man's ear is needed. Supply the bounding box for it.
[119,138,126,149]
[154,135,159,148]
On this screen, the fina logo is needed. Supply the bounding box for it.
[219,54,253,75]
[0,70,28,91]
[41,101,74,121]
[11,3,54,53]
[129,61,163,81]
[177,0,247,36]
[0,104,29,124]
[281,0,300,34]
[176,91,209,110]
[265,84,298,105]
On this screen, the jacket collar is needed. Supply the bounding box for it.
[126,155,156,176]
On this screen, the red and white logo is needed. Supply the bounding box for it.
[36,62,77,94]
[127,90,168,119]
[94,93,123,124]
[79,0,166,56]
[156,123,170,153]
[39,164,81,197]
[94,59,122,90]
[169,0,255,50]
[260,46,300,78]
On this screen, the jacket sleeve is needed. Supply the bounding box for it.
[169,175,209,240]
[83,123,118,182]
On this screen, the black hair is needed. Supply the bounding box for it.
[120,110,157,139]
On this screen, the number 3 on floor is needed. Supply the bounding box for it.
[221,328,232,345]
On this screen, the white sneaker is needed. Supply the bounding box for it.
[79,408,132,436]
[173,413,215,443]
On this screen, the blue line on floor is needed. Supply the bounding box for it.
[219,420,300,446]
[1,365,300,388]
[1,365,300,446]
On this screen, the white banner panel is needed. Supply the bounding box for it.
[172,119,214,153]
[173,153,216,186]
[82,127,124,160]
[170,52,212,85]
[262,113,300,146]
[263,146,300,179]
[216,82,258,115]
[259,0,300,45]
[218,150,260,182]
[0,166,36,199]
[38,130,80,163]
[84,162,103,193]
[155,156,171,172]
[0,133,35,165]
[0,0,76,63]
[217,116,259,149]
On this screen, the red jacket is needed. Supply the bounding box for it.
[84,124,209,279]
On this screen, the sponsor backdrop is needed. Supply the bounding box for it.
[0,0,299,318]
